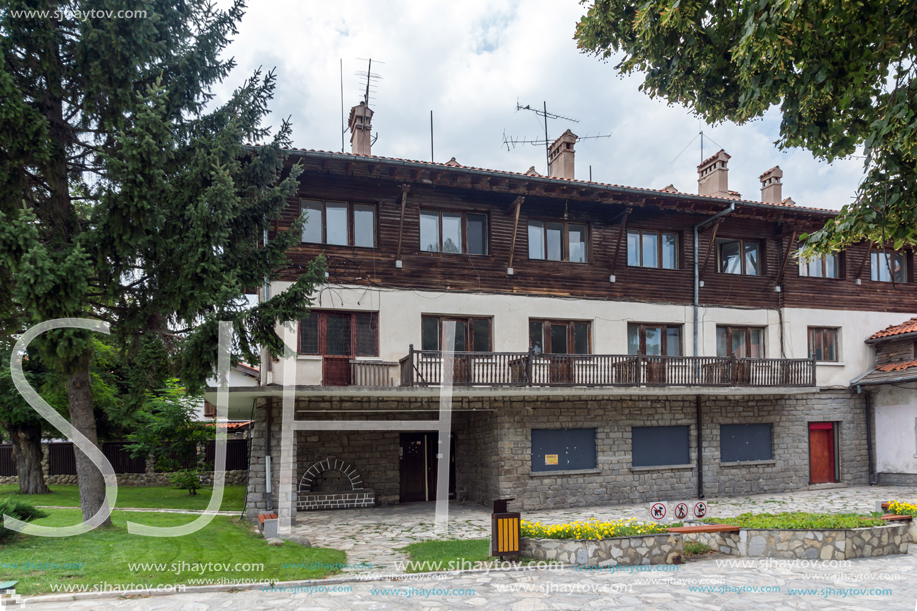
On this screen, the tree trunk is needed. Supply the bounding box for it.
[68,364,112,527]
[3,422,49,494]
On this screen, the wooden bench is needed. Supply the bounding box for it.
[881,514,913,522]
[257,513,278,529]
[881,502,890,510]
[667,524,740,534]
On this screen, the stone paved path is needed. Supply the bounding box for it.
[22,549,917,610]
[291,484,917,572]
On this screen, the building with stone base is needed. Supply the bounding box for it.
[204,103,916,528]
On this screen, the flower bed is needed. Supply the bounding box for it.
[521,518,669,540]
[690,513,907,560]
[519,518,682,566]
[888,500,917,516]
[703,512,885,530]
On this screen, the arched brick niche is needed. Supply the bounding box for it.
[297,457,375,511]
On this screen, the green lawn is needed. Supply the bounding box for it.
[1,509,345,594]
[0,484,246,512]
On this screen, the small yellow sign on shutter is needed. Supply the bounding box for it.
[544,454,558,465]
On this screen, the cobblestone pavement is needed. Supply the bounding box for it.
[22,549,917,610]
[291,484,917,572]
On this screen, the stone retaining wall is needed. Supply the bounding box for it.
[683,530,741,555]
[0,470,248,487]
[736,524,909,560]
[520,534,683,566]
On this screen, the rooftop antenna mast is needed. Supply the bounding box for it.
[670,119,724,166]
[504,100,610,174]
[354,58,383,147]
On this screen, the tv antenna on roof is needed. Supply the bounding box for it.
[351,58,383,147]
[670,119,725,165]
[504,100,610,174]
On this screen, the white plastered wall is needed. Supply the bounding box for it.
[266,282,914,389]
[874,385,917,475]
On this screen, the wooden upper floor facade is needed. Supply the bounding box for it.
[261,147,917,314]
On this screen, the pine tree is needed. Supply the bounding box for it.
[0,2,324,526]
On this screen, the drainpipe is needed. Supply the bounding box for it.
[696,395,704,499]
[263,227,274,511]
[858,385,878,485]
[693,203,735,357]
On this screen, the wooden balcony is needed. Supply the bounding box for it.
[398,348,815,388]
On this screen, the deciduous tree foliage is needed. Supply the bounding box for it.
[0,1,324,525]
[575,0,917,256]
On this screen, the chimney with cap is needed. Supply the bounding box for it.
[759,166,783,204]
[548,129,577,179]
[348,101,374,156]
[697,149,734,198]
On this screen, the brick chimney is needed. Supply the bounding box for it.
[548,130,577,179]
[759,166,783,204]
[697,149,732,197]
[348,101,374,156]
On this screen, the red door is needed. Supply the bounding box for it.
[809,422,835,484]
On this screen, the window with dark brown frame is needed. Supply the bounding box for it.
[716,326,765,358]
[298,311,378,356]
[870,250,907,283]
[421,316,492,352]
[529,320,591,354]
[627,230,678,269]
[627,323,682,356]
[300,200,376,248]
[527,220,588,263]
[808,327,839,362]
[717,238,762,275]
[799,252,842,278]
[419,210,488,255]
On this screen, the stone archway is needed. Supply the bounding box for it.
[297,457,375,511]
[299,457,363,492]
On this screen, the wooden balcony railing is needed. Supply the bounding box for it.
[349,360,398,387]
[398,347,815,388]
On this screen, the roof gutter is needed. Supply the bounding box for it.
[274,148,836,218]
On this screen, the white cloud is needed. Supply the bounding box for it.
[214,0,863,211]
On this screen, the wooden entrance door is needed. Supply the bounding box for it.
[809,422,836,484]
[399,433,456,503]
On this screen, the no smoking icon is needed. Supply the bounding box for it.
[674,503,688,519]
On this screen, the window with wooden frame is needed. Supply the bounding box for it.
[420,316,492,352]
[528,320,591,354]
[419,210,488,255]
[717,238,762,275]
[300,200,376,248]
[808,327,839,362]
[626,230,678,269]
[799,252,842,278]
[870,250,907,283]
[298,311,378,356]
[716,326,765,358]
[527,220,588,263]
[627,323,682,356]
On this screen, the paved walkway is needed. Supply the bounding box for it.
[291,485,917,572]
[22,550,917,610]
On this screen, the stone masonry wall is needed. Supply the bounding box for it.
[521,534,683,566]
[245,389,867,515]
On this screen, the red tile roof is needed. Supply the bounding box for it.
[876,361,917,372]
[869,317,917,340]
[244,145,837,214]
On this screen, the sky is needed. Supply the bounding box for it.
[213,0,864,211]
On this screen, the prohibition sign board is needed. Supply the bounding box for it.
[674,503,688,519]
[650,503,667,520]
[693,501,707,519]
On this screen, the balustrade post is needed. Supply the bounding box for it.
[408,344,415,386]
[526,349,533,386]
[729,354,737,386]
[636,355,642,386]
